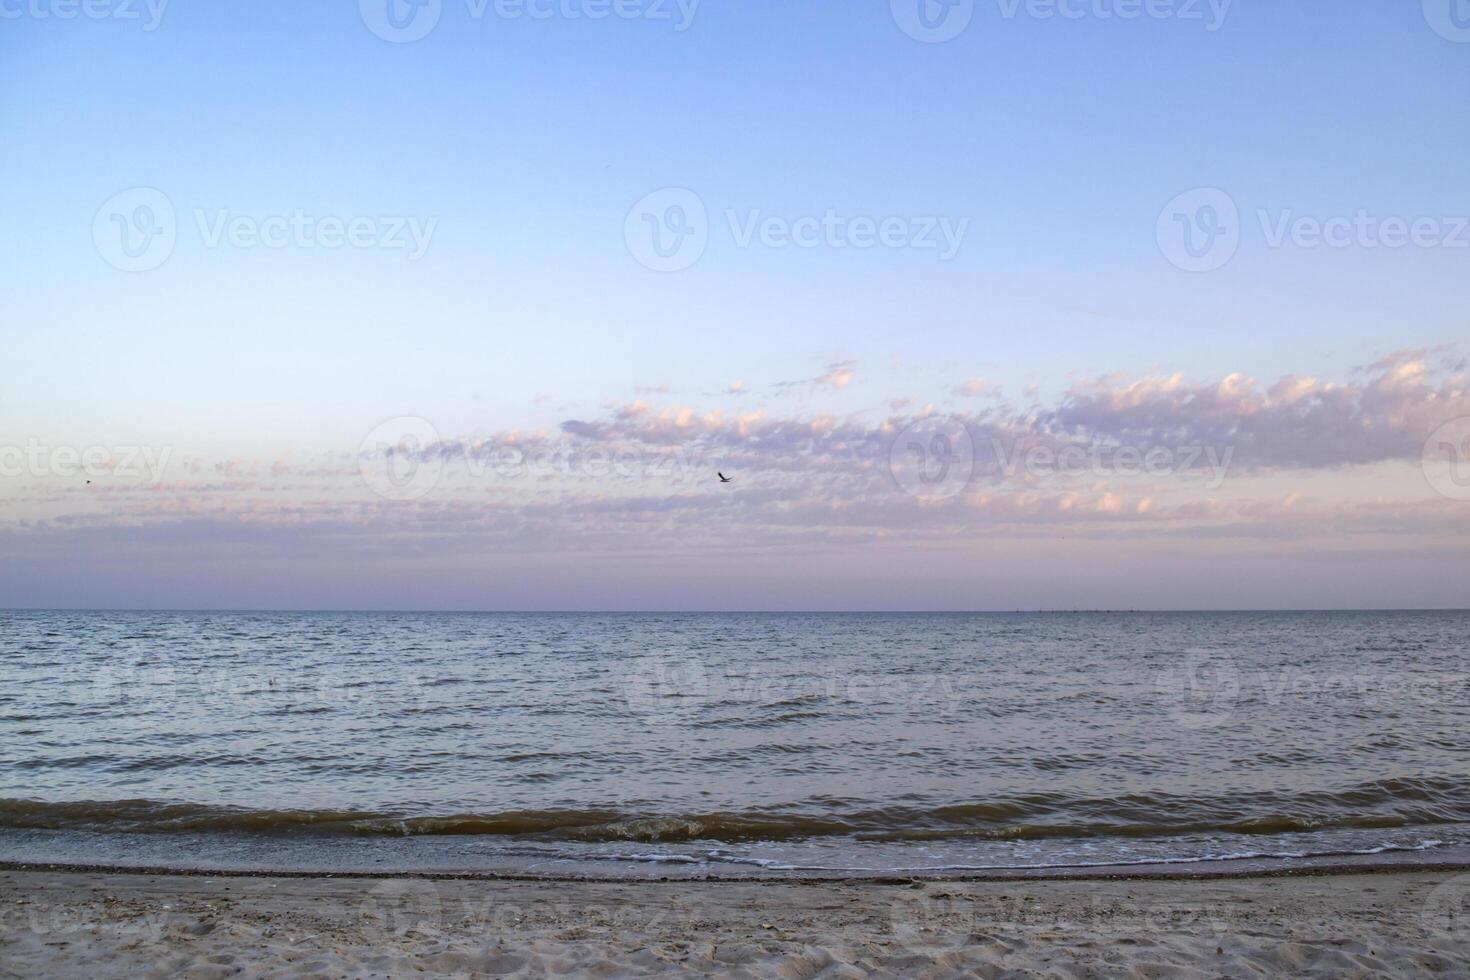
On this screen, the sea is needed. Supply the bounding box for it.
[2,610,1468,878]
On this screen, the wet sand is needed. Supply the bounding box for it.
[3,866,1469,977]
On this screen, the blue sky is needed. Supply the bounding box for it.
[2,0,1468,608]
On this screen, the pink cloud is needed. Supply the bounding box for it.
[816,362,856,390]
[9,348,1468,573]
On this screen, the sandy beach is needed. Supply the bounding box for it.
[3,866,1469,978]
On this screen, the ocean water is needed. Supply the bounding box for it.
[2,610,1469,877]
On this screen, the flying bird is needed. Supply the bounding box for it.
[718,472,732,483]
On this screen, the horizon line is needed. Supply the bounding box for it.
[4,607,1468,615]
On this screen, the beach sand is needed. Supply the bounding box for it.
[3,866,1469,978]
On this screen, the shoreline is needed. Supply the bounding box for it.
[4,865,1468,977]
[7,851,1470,884]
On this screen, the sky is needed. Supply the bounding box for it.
[2,0,1468,609]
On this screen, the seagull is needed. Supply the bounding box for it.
[718,472,732,483]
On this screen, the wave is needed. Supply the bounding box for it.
[587,837,1450,873]
[4,776,1470,844]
